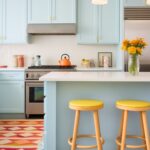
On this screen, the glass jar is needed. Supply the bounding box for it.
[35,55,41,66]
[128,54,140,75]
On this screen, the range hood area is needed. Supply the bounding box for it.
[27,23,76,35]
[124,8,150,20]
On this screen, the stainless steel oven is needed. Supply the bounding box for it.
[25,65,76,118]
[25,69,48,118]
[25,81,44,118]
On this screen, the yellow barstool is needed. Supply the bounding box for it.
[68,99,104,150]
[116,100,150,150]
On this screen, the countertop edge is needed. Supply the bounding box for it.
[39,72,150,82]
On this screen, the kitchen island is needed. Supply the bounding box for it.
[40,72,150,150]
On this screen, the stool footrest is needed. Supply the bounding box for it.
[68,134,104,149]
[116,135,146,149]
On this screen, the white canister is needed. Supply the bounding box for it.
[12,55,18,67]
[103,56,109,68]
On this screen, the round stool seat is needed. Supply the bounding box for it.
[69,99,104,111]
[116,100,150,111]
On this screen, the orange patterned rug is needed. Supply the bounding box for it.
[0,119,44,150]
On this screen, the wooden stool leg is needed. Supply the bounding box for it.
[117,111,125,150]
[71,110,80,150]
[120,110,128,150]
[142,111,150,150]
[140,112,147,150]
[93,110,102,150]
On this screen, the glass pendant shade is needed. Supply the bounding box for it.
[92,0,107,5]
[146,0,150,5]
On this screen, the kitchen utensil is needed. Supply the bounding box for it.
[31,57,35,66]
[59,54,71,66]
[35,55,41,66]
[0,65,7,68]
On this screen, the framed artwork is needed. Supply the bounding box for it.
[98,52,112,67]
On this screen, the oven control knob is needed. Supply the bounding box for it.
[37,74,41,78]
[26,73,29,79]
[31,73,34,79]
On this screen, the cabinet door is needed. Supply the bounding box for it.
[0,81,24,113]
[77,0,98,44]
[28,0,51,23]
[99,0,120,44]
[124,0,145,7]
[0,0,3,44]
[51,0,76,23]
[3,0,27,44]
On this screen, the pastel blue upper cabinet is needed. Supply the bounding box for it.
[51,0,76,23]
[77,0,97,44]
[124,0,146,7]
[3,0,27,44]
[0,0,27,44]
[28,0,76,23]
[100,0,120,44]
[77,0,120,44]
[28,0,50,23]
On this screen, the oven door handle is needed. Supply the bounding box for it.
[43,96,46,100]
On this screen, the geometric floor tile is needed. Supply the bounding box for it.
[0,119,43,150]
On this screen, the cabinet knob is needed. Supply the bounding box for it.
[97,35,99,42]
[52,16,56,20]
[97,36,102,42]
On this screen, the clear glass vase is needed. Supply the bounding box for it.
[128,54,140,75]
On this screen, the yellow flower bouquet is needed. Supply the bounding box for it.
[122,38,147,75]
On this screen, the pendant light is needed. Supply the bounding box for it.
[146,0,150,5]
[92,0,108,5]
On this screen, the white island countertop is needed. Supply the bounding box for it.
[39,72,150,82]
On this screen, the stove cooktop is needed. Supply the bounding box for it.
[28,65,76,69]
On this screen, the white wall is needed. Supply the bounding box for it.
[125,20,150,64]
[0,35,119,67]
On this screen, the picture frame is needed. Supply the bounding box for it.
[98,52,112,67]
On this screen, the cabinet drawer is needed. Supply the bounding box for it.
[124,0,146,7]
[0,71,24,80]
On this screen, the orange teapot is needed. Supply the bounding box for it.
[59,54,72,66]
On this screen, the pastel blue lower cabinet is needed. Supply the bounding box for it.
[0,0,4,44]
[77,0,121,44]
[0,0,27,44]
[0,71,25,113]
[124,0,146,7]
[0,81,24,113]
[43,81,150,150]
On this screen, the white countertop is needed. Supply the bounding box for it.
[0,67,25,71]
[76,67,122,71]
[39,72,150,82]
